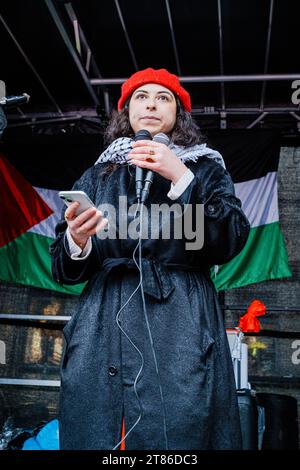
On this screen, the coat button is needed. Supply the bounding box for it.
[207,204,215,214]
[108,366,118,377]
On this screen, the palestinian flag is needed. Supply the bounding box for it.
[0,131,292,294]
[0,152,84,295]
[0,134,101,295]
[210,130,292,290]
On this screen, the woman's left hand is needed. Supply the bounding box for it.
[127,140,188,184]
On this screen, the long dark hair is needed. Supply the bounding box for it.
[101,98,205,176]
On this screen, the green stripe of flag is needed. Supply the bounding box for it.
[212,221,292,291]
[0,232,85,295]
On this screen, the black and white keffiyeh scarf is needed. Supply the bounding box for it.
[94,137,226,169]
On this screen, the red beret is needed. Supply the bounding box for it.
[117,68,191,112]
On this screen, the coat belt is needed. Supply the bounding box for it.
[102,257,175,301]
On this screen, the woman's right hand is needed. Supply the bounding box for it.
[64,201,108,249]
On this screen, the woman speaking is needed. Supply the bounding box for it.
[50,67,250,450]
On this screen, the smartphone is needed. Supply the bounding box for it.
[58,190,96,216]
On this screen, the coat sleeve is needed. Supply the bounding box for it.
[49,166,103,285]
[177,158,250,265]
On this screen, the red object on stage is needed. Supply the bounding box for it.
[238,300,266,333]
[120,418,125,450]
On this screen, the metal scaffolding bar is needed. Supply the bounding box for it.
[0,314,71,321]
[45,0,100,106]
[260,0,274,110]
[5,106,300,129]
[245,330,300,339]
[72,17,81,55]
[0,13,63,114]
[5,110,97,119]
[290,112,300,121]
[1,304,300,323]
[114,0,138,71]
[0,378,60,387]
[86,47,92,73]
[192,105,300,114]
[217,0,225,111]
[64,2,110,114]
[6,106,300,120]
[7,115,82,128]
[165,0,181,75]
[247,111,268,129]
[90,73,300,86]
[222,305,300,312]
[65,3,96,75]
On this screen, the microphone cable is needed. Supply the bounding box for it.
[134,201,169,450]
[112,171,169,450]
[112,210,144,450]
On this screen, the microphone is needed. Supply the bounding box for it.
[134,129,152,202]
[0,93,30,107]
[141,133,170,203]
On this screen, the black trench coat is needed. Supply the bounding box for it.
[50,157,250,450]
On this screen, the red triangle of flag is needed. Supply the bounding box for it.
[0,153,54,248]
